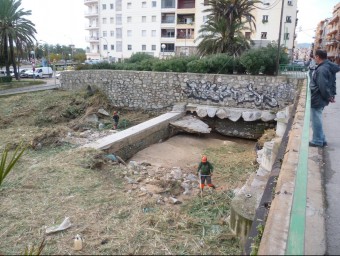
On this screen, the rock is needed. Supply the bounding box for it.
[242,111,262,122]
[261,111,276,122]
[170,116,211,134]
[207,108,217,118]
[228,110,242,122]
[170,167,182,180]
[98,108,110,116]
[196,107,208,118]
[216,108,229,119]
[85,114,99,123]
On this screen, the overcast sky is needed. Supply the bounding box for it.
[19,0,339,49]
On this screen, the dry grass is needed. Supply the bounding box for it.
[0,88,257,254]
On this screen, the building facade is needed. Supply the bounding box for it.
[84,0,297,62]
[313,2,340,64]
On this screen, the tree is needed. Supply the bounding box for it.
[0,0,36,79]
[197,0,260,56]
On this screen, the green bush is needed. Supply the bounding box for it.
[187,59,210,73]
[0,76,12,83]
[240,43,289,75]
[125,52,155,64]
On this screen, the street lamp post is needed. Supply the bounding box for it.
[161,44,166,58]
[39,40,50,67]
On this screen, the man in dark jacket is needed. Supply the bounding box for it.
[310,49,340,147]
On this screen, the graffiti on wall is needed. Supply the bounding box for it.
[183,80,296,107]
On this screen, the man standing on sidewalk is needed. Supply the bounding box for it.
[309,49,340,147]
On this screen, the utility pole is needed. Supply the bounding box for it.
[275,0,285,76]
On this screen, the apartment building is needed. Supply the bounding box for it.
[250,0,297,57]
[84,0,297,62]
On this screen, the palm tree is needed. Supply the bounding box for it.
[197,0,260,56]
[0,0,36,79]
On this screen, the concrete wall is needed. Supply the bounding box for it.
[60,70,301,111]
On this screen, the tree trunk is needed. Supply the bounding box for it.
[8,34,18,80]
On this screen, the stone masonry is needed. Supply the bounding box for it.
[60,70,302,111]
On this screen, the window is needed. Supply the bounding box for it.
[152,45,156,51]
[128,45,132,50]
[152,1,157,7]
[161,0,175,8]
[142,30,146,37]
[127,2,132,8]
[246,15,251,22]
[103,44,108,50]
[288,0,293,6]
[142,16,146,23]
[110,17,114,24]
[102,4,106,10]
[286,16,292,23]
[142,45,146,50]
[245,32,251,39]
[261,32,267,39]
[152,16,156,22]
[110,30,115,37]
[116,14,122,25]
[102,18,107,24]
[127,16,132,22]
[103,31,107,37]
[262,15,268,23]
[127,30,132,37]
[116,41,122,52]
[142,1,147,7]
[152,30,156,37]
[116,0,122,11]
[110,3,114,9]
[204,0,209,5]
[111,45,115,50]
[284,33,290,40]
[116,28,122,39]
[203,15,208,23]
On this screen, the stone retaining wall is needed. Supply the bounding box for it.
[60,70,302,111]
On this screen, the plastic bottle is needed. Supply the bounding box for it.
[73,234,83,251]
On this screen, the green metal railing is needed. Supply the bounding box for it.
[279,64,308,79]
[286,75,311,254]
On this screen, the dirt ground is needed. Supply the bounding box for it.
[0,88,259,255]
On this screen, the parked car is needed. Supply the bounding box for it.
[21,69,34,78]
[0,70,6,77]
[33,67,53,78]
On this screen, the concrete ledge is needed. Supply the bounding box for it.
[82,111,185,159]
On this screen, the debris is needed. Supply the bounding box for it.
[97,108,110,116]
[45,217,72,234]
[169,197,182,205]
[125,176,138,184]
[116,155,127,166]
[105,154,118,162]
[73,234,83,251]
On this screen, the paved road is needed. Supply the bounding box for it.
[323,73,340,255]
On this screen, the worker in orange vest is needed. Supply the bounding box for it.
[197,155,216,192]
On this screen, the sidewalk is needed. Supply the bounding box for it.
[322,73,340,255]
[0,79,60,96]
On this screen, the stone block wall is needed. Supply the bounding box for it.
[60,70,302,111]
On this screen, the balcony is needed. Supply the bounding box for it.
[177,0,195,9]
[86,36,100,42]
[84,0,98,5]
[84,11,98,17]
[161,14,175,24]
[327,27,338,36]
[85,24,99,30]
[177,14,195,26]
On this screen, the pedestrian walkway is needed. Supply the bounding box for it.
[323,72,340,255]
[0,79,60,96]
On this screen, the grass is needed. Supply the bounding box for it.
[0,79,46,91]
[0,88,257,254]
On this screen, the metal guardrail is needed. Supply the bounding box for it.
[286,75,311,254]
[279,65,308,79]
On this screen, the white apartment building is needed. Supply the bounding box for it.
[84,0,297,62]
[250,0,298,57]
